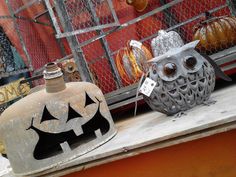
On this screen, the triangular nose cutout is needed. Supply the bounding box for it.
[67,103,83,122]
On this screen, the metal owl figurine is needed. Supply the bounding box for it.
[142,31,231,116]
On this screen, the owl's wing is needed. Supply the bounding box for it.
[200,53,232,81]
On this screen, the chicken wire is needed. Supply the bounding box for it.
[0,7,31,77]
[3,0,236,97]
[49,0,120,38]
[1,0,67,79]
[45,0,235,94]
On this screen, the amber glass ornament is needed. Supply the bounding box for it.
[115,40,153,85]
[193,12,236,54]
[126,0,148,12]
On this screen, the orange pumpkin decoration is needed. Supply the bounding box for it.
[193,13,236,54]
[115,40,153,85]
[60,59,100,86]
[126,0,148,12]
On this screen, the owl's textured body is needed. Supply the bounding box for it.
[144,42,215,115]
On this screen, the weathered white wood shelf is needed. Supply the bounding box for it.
[4,84,236,177]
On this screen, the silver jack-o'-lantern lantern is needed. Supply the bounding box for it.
[0,63,116,175]
[142,30,231,116]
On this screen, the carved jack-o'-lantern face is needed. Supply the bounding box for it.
[0,81,116,175]
[26,91,110,160]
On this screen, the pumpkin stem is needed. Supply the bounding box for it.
[198,11,212,26]
[126,0,134,5]
[204,11,212,19]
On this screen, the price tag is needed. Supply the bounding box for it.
[139,77,157,97]
[130,40,142,49]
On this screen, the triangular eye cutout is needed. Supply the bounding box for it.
[84,91,96,107]
[67,103,83,122]
[40,106,59,123]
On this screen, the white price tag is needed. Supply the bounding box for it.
[130,40,142,49]
[139,77,157,97]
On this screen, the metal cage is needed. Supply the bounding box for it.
[1,0,236,110]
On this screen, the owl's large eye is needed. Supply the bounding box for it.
[184,56,197,70]
[163,63,177,77]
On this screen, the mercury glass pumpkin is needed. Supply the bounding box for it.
[115,40,153,85]
[0,63,116,175]
[193,13,236,54]
[151,30,184,57]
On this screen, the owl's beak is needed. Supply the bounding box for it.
[181,70,189,77]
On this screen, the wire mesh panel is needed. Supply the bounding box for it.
[49,0,120,38]
[167,0,233,49]
[0,0,70,111]
[11,0,66,68]
[2,0,235,106]
[44,0,236,95]
[2,0,67,74]
[0,2,31,77]
[74,0,168,91]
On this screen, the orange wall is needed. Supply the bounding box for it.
[64,129,236,177]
